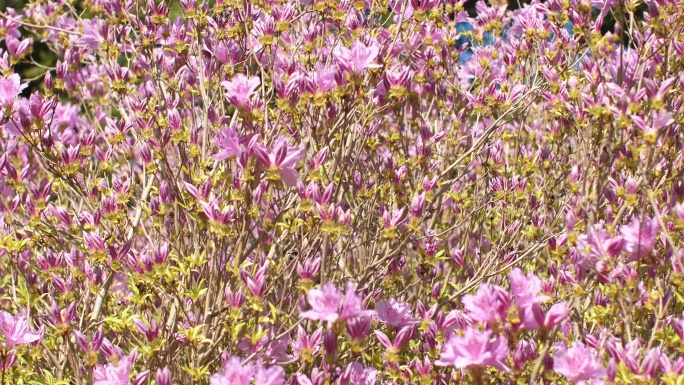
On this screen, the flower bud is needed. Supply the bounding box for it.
[431,282,441,300]
[225,287,245,308]
[346,315,371,341]
[411,192,425,218]
[641,347,666,378]
[133,371,150,385]
[323,329,337,357]
[56,60,68,79]
[155,366,171,385]
[0,350,16,370]
[451,248,464,267]
[513,339,538,370]
[44,71,53,90]
[675,203,684,222]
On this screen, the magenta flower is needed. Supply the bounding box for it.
[210,356,254,385]
[435,326,511,372]
[508,268,549,308]
[213,124,240,161]
[508,268,570,330]
[213,40,243,65]
[543,302,570,329]
[347,361,377,385]
[339,282,370,321]
[671,311,684,340]
[513,340,538,370]
[155,367,171,385]
[0,311,43,348]
[254,138,306,186]
[591,0,616,11]
[210,356,284,385]
[374,298,418,328]
[253,358,286,385]
[553,342,607,384]
[292,325,323,359]
[78,18,104,51]
[619,216,659,259]
[575,224,625,265]
[296,368,325,385]
[0,74,27,111]
[300,282,342,323]
[311,63,338,94]
[592,0,617,27]
[93,348,137,385]
[461,283,510,325]
[333,41,381,74]
[378,65,413,99]
[675,203,684,223]
[300,282,369,324]
[221,74,261,109]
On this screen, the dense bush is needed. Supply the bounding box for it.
[1,0,684,384]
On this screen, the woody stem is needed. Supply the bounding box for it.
[0,347,5,385]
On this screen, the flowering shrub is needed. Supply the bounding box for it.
[1,0,684,383]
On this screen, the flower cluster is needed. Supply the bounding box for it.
[1,0,684,383]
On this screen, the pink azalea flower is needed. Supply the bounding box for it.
[0,9,21,39]
[513,339,538,370]
[435,326,511,372]
[592,0,617,26]
[575,224,625,265]
[461,284,510,325]
[253,358,286,385]
[619,216,659,259]
[213,124,240,161]
[221,74,261,109]
[291,325,323,359]
[543,302,570,329]
[333,41,381,74]
[339,282,369,321]
[508,268,549,308]
[308,63,338,95]
[213,40,244,65]
[210,356,285,385]
[553,342,607,384]
[300,282,343,323]
[300,282,369,324]
[296,368,325,385]
[254,138,306,186]
[674,203,684,223]
[0,74,27,111]
[591,0,616,10]
[78,18,104,51]
[508,268,571,330]
[93,348,137,385]
[347,361,377,385]
[671,311,684,340]
[210,356,254,385]
[0,311,44,348]
[374,298,418,328]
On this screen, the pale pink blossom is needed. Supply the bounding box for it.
[436,326,510,372]
[553,342,607,384]
[93,348,137,385]
[333,41,381,74]
[0,74,26,111]
[619,216,659,259]
[213,124,241,161]
[221,74,261,109]
[300,282,370,324]
[374,298,418,328]
[0,311,43,348]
